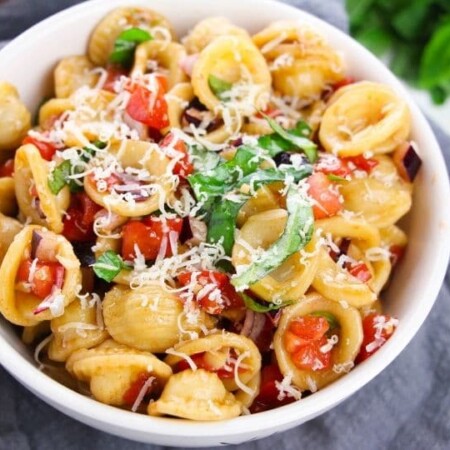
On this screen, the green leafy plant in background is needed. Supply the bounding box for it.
[346,0,450,104]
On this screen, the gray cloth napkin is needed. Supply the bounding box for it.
[1,1,450,449]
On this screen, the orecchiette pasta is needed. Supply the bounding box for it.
[0,82,31,151]
[0,7,419,421]
[319,82,411,157]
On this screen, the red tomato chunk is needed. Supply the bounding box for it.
[307,172,343,219]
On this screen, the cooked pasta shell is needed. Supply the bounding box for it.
[312,248,376,307]
[165,82,238,143]
[183,17,250,54]
[234,372,261,409]
[253,21,345,101]
[236,185,281,227]
[148,369,241,420]
[38,98,74,131]
[54,55,99,98]
[48,298,109,362]
[84,140,173,217]
[14,144,70,233]
[191,35,272,115]
[274,292,363,391]
[0,225,81,326]
[0,213,23,264]
[0,81,31,151]
[67,339,172,406]
[319,82,411,157]
[21,321,50,345]
[103,284,216,353]
[0,177,17,216]
[131,41,187,89]
[340,155,413,228]
[164,332,261,393]
[379,224,407,248]
[232,209,319,302]
[88,7,176,66]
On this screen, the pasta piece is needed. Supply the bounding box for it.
[164,332,261,393]
[88,7,176,66]
[253,21,345,101]
[165,82,238,143]
[234,372,261,409]
[183,17,250,54]
[38,97,74,131]
[191,35,272,115]
[84,140,173,217]
[103,285,216,353]
[54,55,99,98]
[21,321,50,345]
[274,292,363,391]
[14,144,70,233]
[48,298,109,362]
[0,81,31,151]
[0,176,17,216]
[148,369,241,420]
[66,339,172,407]
[232,209,319,302]
[340,155,413,227]
[312,248,376,307]
[0,213,23,264]
[0,225,81,326]
[131,41,187,89]
[319,82,411,157]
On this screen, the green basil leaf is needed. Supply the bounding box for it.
[48,160,71,195]
[327,174,348,182]
[231,186,314,290]
[310,311,339,330]
[92,250,126,282]
[261,113,318,163]
[109,28,152,67]
[242,293,293,313]
[189,144,223,172]
[208,74,233,99]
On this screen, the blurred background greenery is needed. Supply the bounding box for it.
[346,0,450,104]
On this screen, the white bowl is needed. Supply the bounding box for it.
[0,0,449,446]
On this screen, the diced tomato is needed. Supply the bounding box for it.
[333,77,355,91]
[126,77,169,130]
[343,155,379,173]
[287,316,330,347]
[315,154,352,178]
[356,313,397,363]
[291,336,331,371]
[346,261,372,283]
[22,136,59,161]
[176,350,243,379]
[284,315,333,372]
[121,215,183,261]
[249,363,296,413]
[17,258,65,299]
[256,106,283,119]
[389,245,405,267]
[122,372,155,406]
[177,270,244,314]
[102,65,128,93]
[159,133,194,178]
[0,159,14,177]
[62,193,102,242]
[307,172,343,219]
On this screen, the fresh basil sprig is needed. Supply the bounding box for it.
[231,186,314,290]
[260,113,318,163]
[242,293,294,313]
[109,28,153,68]
[92,250,130,283]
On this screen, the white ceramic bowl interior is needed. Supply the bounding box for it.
[0,0,449,446]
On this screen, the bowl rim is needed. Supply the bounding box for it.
[0,0,449,442]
